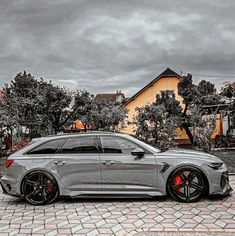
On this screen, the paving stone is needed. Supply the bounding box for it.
[191,208,200,214]
[193,215,203,223]
[154,215,164,223]
[156,208,165,214]
[111,224,123,233]
[173,211,183,218]
[215,219,227,228]
[1,175,235,234]
[117,215,127,223]
[173,219,185,227]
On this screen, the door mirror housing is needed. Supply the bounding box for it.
[131,148,145,157]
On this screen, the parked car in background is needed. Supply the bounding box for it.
[0,132,232,205]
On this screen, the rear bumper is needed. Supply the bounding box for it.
[0,176,21,197]
[0,181,8,194]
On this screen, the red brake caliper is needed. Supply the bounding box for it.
[47,180,53,192]
[174,175,182,193]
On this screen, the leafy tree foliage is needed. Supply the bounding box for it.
[133,104,179,149]
[2,71,128,140]
[190,106,217,152]
[74,95,128,131]
[38,80,73,134]
[90,100,127,131]
[133,91,181,149]
[3,72,43,138]
[2,72,77,137]
[178,74,219,144]
[220,82,235,134]
[155,90,182,116]
[220,83,235,98]
[133,77,220,150]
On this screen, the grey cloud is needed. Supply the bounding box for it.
[0,0,235,96]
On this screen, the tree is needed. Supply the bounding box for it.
[3,72,76,138]
[72,91,128,131]
[89,99,127,131]
[220,82,235,136]
[133,102,179,150]
[72,90,95,131]
[178,74,220,144]
[3,72,43,139]
[190,106,217,152]
[38,79,73,134]
[155,90,182,116]
[220,83,235,98]
[3,71,128,140]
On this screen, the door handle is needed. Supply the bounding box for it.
[102,160,114,166]
[54,160,66,166]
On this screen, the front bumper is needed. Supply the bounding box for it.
[209,171,233,196]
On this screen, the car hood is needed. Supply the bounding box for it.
[161,148,222,162]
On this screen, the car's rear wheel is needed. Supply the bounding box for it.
[167,166,206,202]
[22,171,59,205]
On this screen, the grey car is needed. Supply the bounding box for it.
[0,132,232,205]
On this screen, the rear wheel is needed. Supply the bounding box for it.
[22,171,59,205]
[167,166,206,202]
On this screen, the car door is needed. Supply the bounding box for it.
[99,135,158,192]
[50,135,101,192]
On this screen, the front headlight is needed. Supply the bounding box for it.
[208,162,225,170]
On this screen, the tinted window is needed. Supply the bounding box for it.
[61,136,98,154]
[100,136,139,154]
[28,139,65,155]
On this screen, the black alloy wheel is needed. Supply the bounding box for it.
[168,167,206,202]
[22,171,59,205]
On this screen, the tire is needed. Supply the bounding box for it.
[21,171,59,205]
[167,166,206,203]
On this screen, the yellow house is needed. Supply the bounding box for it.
[122,68,183,133]
[122,68,224,144]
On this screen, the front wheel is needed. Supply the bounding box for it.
[22,171,59,205]
[167,167,206,202]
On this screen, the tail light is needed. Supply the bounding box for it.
[5,159,14,168]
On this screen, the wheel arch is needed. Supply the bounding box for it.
[166,164,210,196]
[20,168,60,197]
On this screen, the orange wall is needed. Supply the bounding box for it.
[123,76,184,134]
[122,76,223,141]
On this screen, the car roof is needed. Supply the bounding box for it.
[37,131,128,141]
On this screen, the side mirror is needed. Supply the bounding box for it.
[131,148,145,157]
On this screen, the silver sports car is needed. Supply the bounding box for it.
[0,132,232,205]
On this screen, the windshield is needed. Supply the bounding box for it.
[128,135,161,154]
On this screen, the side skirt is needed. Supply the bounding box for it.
[62,190,165,199]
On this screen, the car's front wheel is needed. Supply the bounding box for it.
[167,166,206,202]
[22,171,59,205]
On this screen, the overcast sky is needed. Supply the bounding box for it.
[1,0,235,96]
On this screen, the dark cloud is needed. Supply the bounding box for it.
[0,0,235,96]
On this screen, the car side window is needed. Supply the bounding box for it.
[100,136,141,154]
[61,136,98,154]
[27,139,66,155]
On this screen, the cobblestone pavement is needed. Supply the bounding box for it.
[0,177,235,236]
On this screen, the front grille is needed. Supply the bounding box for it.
[221,171,229,190]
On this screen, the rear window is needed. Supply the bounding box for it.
[27,139,66,155]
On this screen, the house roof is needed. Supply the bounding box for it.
[95,91,125,103]
[95,94,118,103]
[123,68,181,106]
